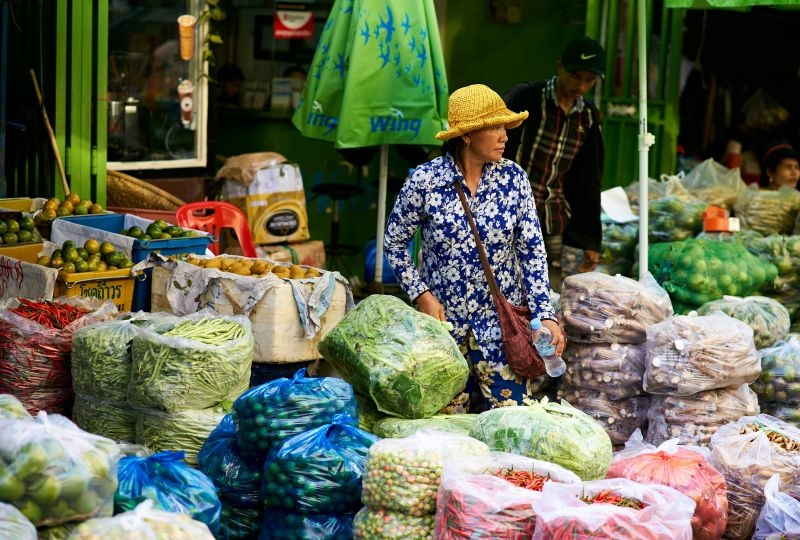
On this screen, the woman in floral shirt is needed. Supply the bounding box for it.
[384,84,566,411]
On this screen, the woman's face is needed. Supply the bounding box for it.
[463,125,508,163]
[770,157,800,188]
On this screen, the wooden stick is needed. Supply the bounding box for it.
[29,69,70,196]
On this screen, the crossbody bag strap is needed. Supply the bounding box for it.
[453,180,503,299]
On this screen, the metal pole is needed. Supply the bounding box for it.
[637,0,653,281]
[374,143,389,286]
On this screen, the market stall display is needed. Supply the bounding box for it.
[696,295,790,349]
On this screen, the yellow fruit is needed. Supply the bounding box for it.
[5,219,19,233]
[36,255,51,267]
[88,203,104,214]
[65,193,81,206]
[84,239,100,255]
[99,241,115,256]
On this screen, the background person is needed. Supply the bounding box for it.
[758,141,800,190]
[384,84,566,411]
[503,36,606,291]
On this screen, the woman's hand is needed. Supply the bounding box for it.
[578,250,600,273]
[541,318,567,357]
[415,291,446,321]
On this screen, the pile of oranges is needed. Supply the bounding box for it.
[36,239,133,274]
[34,193,104,224]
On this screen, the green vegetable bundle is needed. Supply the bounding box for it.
[129,314,253,413]
[649,238,779,312]
[136,406,227,467]
[260,510,354,540]
[218,503,261,540]
[72,394,136,443]
[232,368,357,461]
[354,393,385,433]
[697,295,790,349]
[261,414,378,514]
[361,430,489,517]
[372,414,478,439]
[0,394,31,420]
[752,336,800,417]
[72,320,139,403]
[198,415,261,508]
[353,507,434,540]
[0,413,121,527]
[0,501,36,540]
[470,400,613,481]
[318,294,469,419]
[648,195,706,243]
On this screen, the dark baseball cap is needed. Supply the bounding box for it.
[561,36,606,78]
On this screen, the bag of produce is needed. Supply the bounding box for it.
[361,430,489,517]
[72,393,136,443]
[751,335,800,410]
[743,234,800,290]
[648,195,707,243]
[114,450,221,534]
[435,452,580,540]
[607,436,728,540]
[136,406,227,467]
[697,295,790,349]
[0,412,120,527]
[354,393,384,433]
[128,313,253,413]
[709,415,800,540]
[353,507,434,540]
[753,474,800,540]
[261,413,378,514]
[625,173,692,215]
[259,510,354,540]
[559,272,673,344]
[681,158,745,210]
[0,501,36,540]
[558,389,649,446]
[219,504,261,540]
[372,414,477,438]
[38,522,78,540]
[646,384,760,446]
[232,368,357,460]
[470,400,612,480]
[561,342,646,400]
[643,311,761,395]
[67,499,214,540]
[0,394,31,420]
[531,477,696,539]
[317,294,469,419]
[735,186,800,236]
[198,415,261,508]
[563,222,639,278]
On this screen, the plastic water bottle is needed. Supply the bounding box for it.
[530,318,566,377]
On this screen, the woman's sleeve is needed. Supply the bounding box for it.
[384,170,429,301]
[512,166,557,321]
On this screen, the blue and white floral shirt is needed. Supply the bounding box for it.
[384,153,556,364]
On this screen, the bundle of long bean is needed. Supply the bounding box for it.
[129,315,253,413]
[136,407,227,467]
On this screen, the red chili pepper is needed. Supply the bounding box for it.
[494,468,551,492]
[581,489,645,510]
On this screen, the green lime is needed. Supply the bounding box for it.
[19,217,35,231]
[61,261,76,274]
[105,252,122,267]
[146,224,162,238]
[159,232,172,240]
[99,241,115,256]
[17,230,32,243]
[84,239,100,255]
[62,240,77,251]
[49,256,64,268]
[29,474,61,505]
[5,219,19,233]
[36,255,51,267]
[127,226,144,238]
[62,247,79,263]
[77,248,89,261]
[153,219,170,230]
[165,225,182,237]
[75,259,89,273]
[2,232,18,244]
[17,499,41,524]
[0,221,7,235]
[0,473,25,501]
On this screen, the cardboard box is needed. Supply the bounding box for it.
[55,268,135,312]
[150,259,352,363]
[0,243,58,301]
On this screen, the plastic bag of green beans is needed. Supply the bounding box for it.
[232,368,357,461]
[114,450,221,534]
[361,430,490,517]
[73,393,136,443]
[0,501,36,539]
[318,294,470,419]
[372,414,478,439]
[470,400,613,480]
[67,499,215,540]
[128,312,253,413]
[259,510,354,540]
[136,406,227,467]
[198,415,261,508]
[261,413,377,514]
[353,507,434,540]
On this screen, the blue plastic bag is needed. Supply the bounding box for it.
[218,502,262,540]
[258,510,354,540]
[115,450,221,534]
[198,415,261,508]
[232,368,358,460]
[260,413,378,514]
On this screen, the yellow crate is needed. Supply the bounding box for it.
[0,197,34,211]
[55,268,135,312]
[0,242,43,263]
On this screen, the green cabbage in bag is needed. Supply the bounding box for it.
[470,400,612,480]
[318,295,469,419]
[372,414,478,438]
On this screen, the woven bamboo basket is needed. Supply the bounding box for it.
[106,170,186,211]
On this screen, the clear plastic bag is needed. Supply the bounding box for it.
[697,295,790,349]
[0,501,36,540]
[259,509,354,540]
[709,414,800,540]
[753,474,800,540]
[198,415,261,508]
[559,272,673,344]
[752,335,800,407]
[353,507,434,540]
[435,452,580,540]
[72,393,137,443]
[735,186,800,236]
[361,429,489,516]
[681,158,745,210]
[561,342,646,400]
[648,195,707,243]
[372,414,477,438]
[532,477,695,540]
[0,394,31,420]
[607,434,728,540]
[136,406,227,467]
[559,389,649,446]
[643,311,761,395]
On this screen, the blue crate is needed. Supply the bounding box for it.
[55,213,212,311]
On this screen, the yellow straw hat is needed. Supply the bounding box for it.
[436,84,529,141]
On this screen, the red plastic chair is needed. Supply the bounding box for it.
[175,201,258,257]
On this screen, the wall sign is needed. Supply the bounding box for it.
[274,3,313,40]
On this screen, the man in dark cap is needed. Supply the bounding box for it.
[503,36,606,291]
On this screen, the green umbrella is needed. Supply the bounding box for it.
[293,0,448,283]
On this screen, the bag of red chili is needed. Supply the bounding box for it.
[532,477,695,540]
[606,432,728,540]
[0,297,117,416]
[435,451,581,540]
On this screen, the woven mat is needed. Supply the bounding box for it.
[107,170,186,211]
